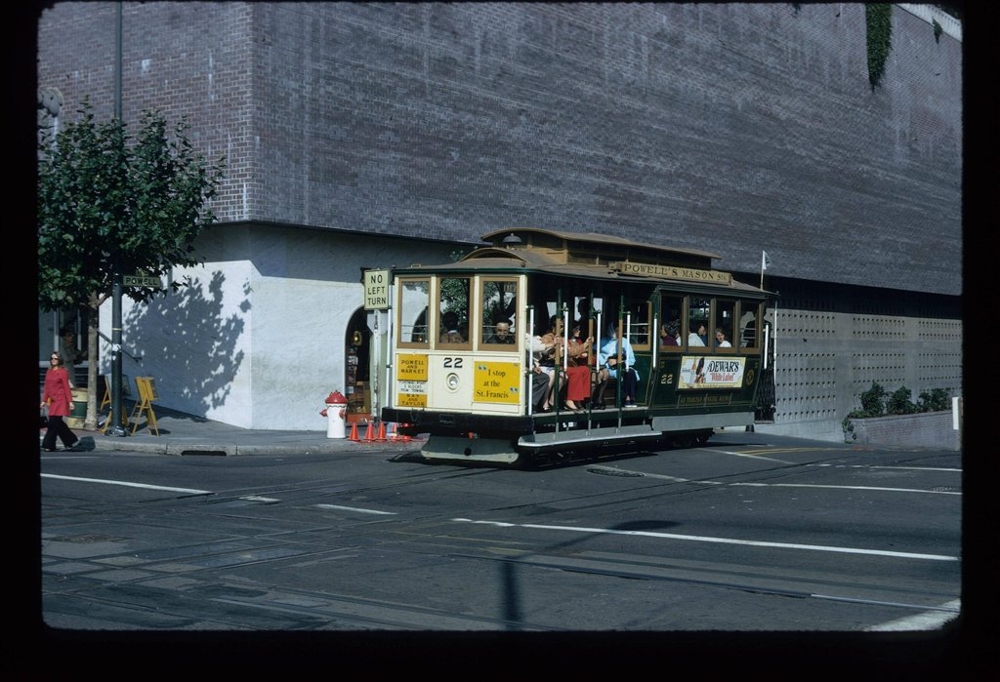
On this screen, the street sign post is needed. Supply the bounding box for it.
[363,269,390,310]
[123,275,161,287]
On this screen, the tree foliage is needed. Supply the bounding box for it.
[38,100,224,427]
[38,100,225,312]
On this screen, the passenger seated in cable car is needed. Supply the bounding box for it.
[688,323,707,347]
[596,320,640,408]
[439,311,464,343]
[526,324,558,412]
[714,327,732,348]
[485,318,514,344]
[660,321,680,347]
[562,321,594,412]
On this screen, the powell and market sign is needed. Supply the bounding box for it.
[610,261,732,284]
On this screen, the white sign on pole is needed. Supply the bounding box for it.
[364,269,390,310]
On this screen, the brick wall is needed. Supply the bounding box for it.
[848,411,960,451]
[37,2,962,296]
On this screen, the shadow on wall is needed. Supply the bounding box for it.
[123,270,247,415]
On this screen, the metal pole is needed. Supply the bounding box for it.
[372,310,380,427]
[107,2,127,436]
[527,306,535,414]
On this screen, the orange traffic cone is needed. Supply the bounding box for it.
[363,421,375,441]
[375,421,387,442]
[348,422,359,442]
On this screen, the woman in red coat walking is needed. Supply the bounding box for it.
[40,351,80,452]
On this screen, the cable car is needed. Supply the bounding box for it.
[381,228,772,467]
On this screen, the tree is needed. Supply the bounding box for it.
[38,101,224,428]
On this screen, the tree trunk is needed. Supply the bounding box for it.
[84,293,101,431]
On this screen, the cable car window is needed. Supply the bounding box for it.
[620,297,651,348]
[528,285,568,339]
[481,279,518,346]
[659,294,683,350]
[438,276,470,346]
[687,296,710,347]
[578,295,605,346]
[714,299,736,350]
[399,278,430,347]
[738,299,761,349]
[572,296,595,336]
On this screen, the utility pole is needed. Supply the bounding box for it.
[107,1,127,436]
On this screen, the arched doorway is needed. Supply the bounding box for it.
[345,307,372,422]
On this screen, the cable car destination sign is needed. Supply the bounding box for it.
[611,261,732,284]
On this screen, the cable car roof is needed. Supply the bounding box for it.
[480,227,722,261]
[395,228,765,294]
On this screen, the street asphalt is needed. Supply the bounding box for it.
[43,406,425,457]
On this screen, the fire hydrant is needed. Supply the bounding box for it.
[321,391,349,439]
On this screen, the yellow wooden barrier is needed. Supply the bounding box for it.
[130,377,160,436]
[100,374,132,434]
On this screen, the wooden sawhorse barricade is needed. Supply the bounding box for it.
[100,376,160,436]
[130,377,160,435]
[100,374,131,434]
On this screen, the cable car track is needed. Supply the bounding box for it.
[452,550,961,619]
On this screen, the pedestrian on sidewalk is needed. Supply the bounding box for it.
[40,351,80,452]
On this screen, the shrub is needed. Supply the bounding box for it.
[858,382,887,417]
[848,383,952,419]
[886,386,918,415]
[843,383,953,441]
[918,388,951,412]
[841,417,856,442]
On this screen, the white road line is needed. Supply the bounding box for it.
[816,463,962,473]
[41,473,211,496]
[41,475,400,511]
[864,599,961,631]
[731,482,961,496]
[589,465,960,495]
[315,504,397,515]
[704,449,795,464]
[609,471,723,485]
[451,518,960,562]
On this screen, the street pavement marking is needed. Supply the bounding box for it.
[588,464,961,496]
[703,448,795,463]
[315,504,397,515]
[816,463,962,472]
[41,473,211,496]
[864,599,961,631]
[451,518,959,562]
[731,482,960,495]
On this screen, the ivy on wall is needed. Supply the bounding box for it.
[865,4,892,90]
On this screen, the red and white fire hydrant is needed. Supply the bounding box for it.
[320,391,349,439]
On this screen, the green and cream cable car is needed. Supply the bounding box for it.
[381,228,773,468]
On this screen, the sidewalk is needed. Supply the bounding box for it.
[46,406,425,457]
